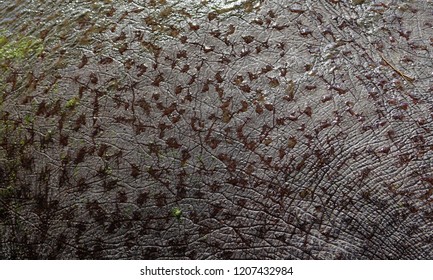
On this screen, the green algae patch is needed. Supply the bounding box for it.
[65,97,80,109]
[0,33,44,63]
[0,185,14,199]
[171,207,182,220]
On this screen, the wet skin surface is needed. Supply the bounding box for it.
[0,0,432,259]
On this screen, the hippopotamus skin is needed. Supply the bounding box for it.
[0,0,432,259]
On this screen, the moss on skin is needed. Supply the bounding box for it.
[65,97,79,109]
[0,186,14,198]
[171,207,182,220]
[0,33,43,62]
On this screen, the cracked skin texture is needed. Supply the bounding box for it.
[0,0,432,259]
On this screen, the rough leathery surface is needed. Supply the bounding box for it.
[0,0,432,259]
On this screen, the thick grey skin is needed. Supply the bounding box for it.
[0,0,432,259]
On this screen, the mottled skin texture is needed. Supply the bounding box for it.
[0,0,432,259]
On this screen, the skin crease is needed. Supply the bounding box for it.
[0,0,432,259]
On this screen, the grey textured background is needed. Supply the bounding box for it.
[0,0,432,259]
